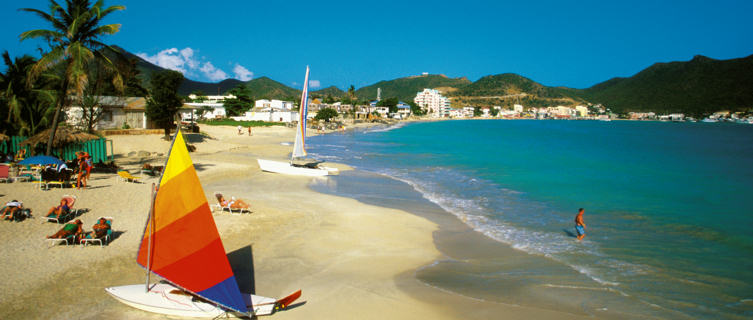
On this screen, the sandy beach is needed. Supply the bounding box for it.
[0,124,578,320]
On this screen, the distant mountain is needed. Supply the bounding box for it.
[354,74,471,102]
[312,85,345,98]
[454,73,574,98]
[113,45,753,115]
[180,78,245,96]
[579,54,753,115]
[448,73,586,108]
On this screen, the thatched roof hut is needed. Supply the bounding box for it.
[19,127,99,148]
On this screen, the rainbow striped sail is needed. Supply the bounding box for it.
[291,66,310,159]
[136,130,247,313]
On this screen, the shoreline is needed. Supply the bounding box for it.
[1,124,580,319]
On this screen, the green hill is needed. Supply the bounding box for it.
[580,54,753,115]
[312,85,345,98]
[354,74,471,102]
[242,77,300,100]
[111,45,753,115]
[449,73,587,108]
[454,73,568,98]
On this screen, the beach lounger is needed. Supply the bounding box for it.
[46,233,78,247]
[80,217,114,247]
[44,195,79,224]
[1,206,32,221]
[117,170,141,183]
[212,192,251,215]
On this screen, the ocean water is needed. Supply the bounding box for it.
[306,120,753,319]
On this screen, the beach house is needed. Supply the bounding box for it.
[66,96,157,129]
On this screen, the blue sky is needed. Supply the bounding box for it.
[1,0,752,90]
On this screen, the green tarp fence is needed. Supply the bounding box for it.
[0,136,113,163]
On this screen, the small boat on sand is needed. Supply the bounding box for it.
[106,130,301,318]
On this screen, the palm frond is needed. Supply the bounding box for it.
[89,23,121,36]
[99,4,125,19]
[27,46,65,86]
[19,29,64,42]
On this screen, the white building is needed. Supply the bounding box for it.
[575,105,589,118]
[188,94,236,103]
[233,111,299,123]
[184,102,226,120]
[255,99,294,111]
[414,89,451,118]
[513,104,524,113]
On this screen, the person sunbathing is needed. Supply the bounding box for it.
[47,219,83,239]
[46,198,70,219]
[1,200,24,221]
[83,217,111,239]
[216,194,250,209]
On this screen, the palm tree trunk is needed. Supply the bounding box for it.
[45,100,62,155]
[46,78,69,155]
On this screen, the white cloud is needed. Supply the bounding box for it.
[136,47,239,83]
[200,62,228,82]
[137,48,187,73]
[180,47,198,69]
[308,80,321,88]
[233,64,254,81]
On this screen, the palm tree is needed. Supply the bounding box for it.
[1,51,60,137]
[20,0,124,155]
[1,51,35,133]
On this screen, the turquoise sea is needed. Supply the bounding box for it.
[307,120,753,319]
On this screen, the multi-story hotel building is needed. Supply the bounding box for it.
[414,89,451,117]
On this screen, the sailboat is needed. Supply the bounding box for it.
[105,129,301,318]
[257,66,338,176]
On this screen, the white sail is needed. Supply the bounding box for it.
[291,66,310,160]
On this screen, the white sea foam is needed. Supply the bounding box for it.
[371,168,649,290]
[362,122,406,134]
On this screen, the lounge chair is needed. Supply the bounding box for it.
[117,170,140,183]
[212,192,251,215]
[1,206,32,221]
[46,233,78,247]
[80,217,114,247]
[44,195,79,224]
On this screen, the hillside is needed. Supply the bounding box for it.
[581,54,753,115]
[312,85,345,98]
[111,45,753,115]
[449,73,587,108]
[242,77,300,100]
[354,74,471,102]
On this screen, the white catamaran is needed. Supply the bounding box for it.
[106,130,300,318]
[257,66,338,176]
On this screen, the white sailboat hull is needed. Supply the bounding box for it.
[106,283,277,318]
[257,159,337,176]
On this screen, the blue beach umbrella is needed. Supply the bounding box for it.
[18,155,64,166]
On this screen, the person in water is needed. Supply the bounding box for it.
[575,208,586,240]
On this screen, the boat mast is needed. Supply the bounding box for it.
[145,183,156,292]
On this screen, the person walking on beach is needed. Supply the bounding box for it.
[237,125,242,135]
[575,208,586,240]
[247,126,252,136]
